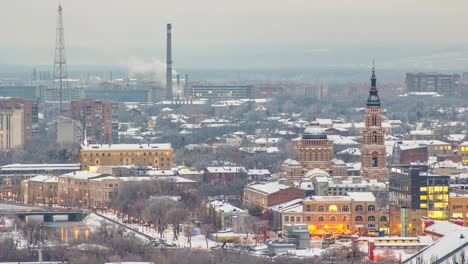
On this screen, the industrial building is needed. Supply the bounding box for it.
[192,85,255,100]
[0,86,40,100]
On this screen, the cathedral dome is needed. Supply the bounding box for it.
[302,119,327,140]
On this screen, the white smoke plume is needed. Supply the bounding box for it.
[127,57,177,85]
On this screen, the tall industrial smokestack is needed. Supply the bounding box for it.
[166,23,173,100]
[184,73,189,97]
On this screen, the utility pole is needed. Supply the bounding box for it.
[54,3,68,113]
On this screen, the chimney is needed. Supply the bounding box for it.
[166,23,173,100]
[184,74,189,98]
[176,74,180,88]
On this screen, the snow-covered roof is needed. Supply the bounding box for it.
[400,140,450,146]
[247,169,271,175]
[306,195,352,202]
[60,171,104,180]
[303,168,330,179]
[347,192,376,202]
[337,148,361,156]
[403,224,468,264]
[447,134,465,142]
[81,143,172,151]
[409,130,433,136]
[316,118,332,125]
[327,135,359,145]
[246,181,292,195]
[27,175,58,183]
[209,200,246,214]
[0,163,80,171]
[268,198,303,212]
[282,159,301,166]
[206,166,245,173]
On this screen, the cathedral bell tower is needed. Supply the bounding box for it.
[361,63,387,180]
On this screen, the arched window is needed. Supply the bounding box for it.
[330,216,337,221]
[314,151,318,161]
[372,152,379,167]
[329,205,338,212]
[342,205,350,212]
[317,205,325,212]
[318,216,325,222]
[343,216,349,221]
[380,216,388,222]
[368,216,375,222]
[355,216,363,222]
[320,151,324,161]
[372,132,377,144]
[309,151,312,161]
[355,205,363,212]
[368,205,375,211]
[372,115,377,126]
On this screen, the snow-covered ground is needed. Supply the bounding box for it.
[84,212,217,249]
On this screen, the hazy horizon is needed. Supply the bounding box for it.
[1,0,468,70]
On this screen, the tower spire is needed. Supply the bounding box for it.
[54,2,68,112]
[367,61,380,106]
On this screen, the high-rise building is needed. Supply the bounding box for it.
[297,118,332,173]
[361,66,387,181]
[0,109,24,150]
[389,166,450,236]
[70,99,118,144]
[0,97,39,140]
[405,73,461,96]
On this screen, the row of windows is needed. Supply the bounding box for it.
[83,152,170,157]
[285,215,379,222]
[305,204,375,212]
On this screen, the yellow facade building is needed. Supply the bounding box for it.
[459,142,468,164]
[80,143,173,171]
[281,192,388,236]
[450,193,468,226]
[57,171,122,208]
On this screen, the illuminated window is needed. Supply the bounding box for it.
[329,205,338,212]
[420,187,427,192]
[420,195,427,201]
[420,204,427,209]
[452,213,463,218]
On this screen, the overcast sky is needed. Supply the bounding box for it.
[1,0,468,69]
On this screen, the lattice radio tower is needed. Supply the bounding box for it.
[54,3,68,112]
